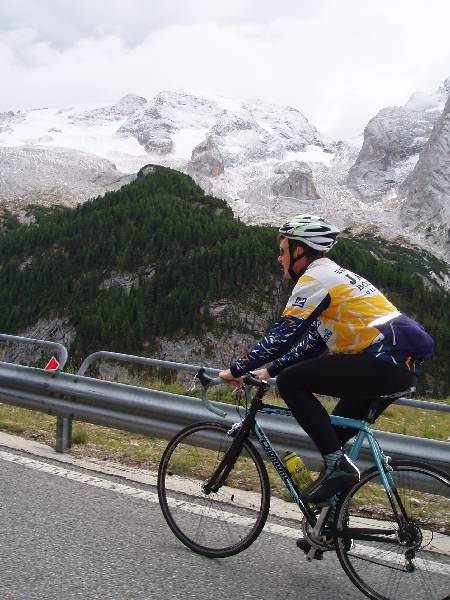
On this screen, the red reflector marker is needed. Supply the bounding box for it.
[44,356,60,371]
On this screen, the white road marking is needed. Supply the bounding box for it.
[0,450,296,538]
[1,450,448,576]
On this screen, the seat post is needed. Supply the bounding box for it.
[365,399,382,424]
[364,388,415,424]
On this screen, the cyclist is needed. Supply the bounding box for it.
[219,214,434,506]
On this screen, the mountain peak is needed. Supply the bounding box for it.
[111,94,147,115]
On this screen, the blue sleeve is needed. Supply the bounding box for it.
[229,295,330,377]
[266,322,327,377]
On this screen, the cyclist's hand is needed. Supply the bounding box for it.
[253,368,270,381]
[219,369,244,387]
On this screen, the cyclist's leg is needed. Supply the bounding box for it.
[277,355,359,504]
[277,354,416,451]
[332,362,417,445]
[276,354,416,503]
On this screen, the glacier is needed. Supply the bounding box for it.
[0,83,449,267]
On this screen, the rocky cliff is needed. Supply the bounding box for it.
[347,79,449,201]
[400,93,450,255]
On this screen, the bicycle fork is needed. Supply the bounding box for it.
[201,421,249,495]
[202,388,268,495]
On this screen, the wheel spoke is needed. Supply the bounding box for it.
[158,421,270,558]
[334,461,450,600]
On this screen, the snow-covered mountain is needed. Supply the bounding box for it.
[0,90,334,219]
[0,146,133,209]
[0,84,449,267]
[0,94,151,174]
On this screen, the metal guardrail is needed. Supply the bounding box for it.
[77,350,450,413]
[0,350,448,474]
[77,350,208,377]
[0,334,69,370]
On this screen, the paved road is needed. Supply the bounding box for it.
[0,446,361,600]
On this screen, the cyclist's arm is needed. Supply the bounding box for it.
[266,322,327,377]
[229,284,330,378]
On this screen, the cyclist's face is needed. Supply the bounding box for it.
[278,237,306,280]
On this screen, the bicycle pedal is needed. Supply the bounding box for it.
[297,538,324,561]
[306,547,324,561]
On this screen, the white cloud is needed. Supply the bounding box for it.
[0,0,449,137]
[0,0,331,47]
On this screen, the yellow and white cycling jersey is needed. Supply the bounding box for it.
[230,258,434,378]
[283,258,398,354]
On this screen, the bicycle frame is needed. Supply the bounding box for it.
[198,368,412,543]
[253,403,411,541]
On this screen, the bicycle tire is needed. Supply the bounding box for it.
[334,460,450,600]
[157,421,271,558]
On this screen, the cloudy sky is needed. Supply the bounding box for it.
[1,0,449,138]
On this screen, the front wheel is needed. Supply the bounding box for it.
[157,421,271,558]
[334,460,450,600]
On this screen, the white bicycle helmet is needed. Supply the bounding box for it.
[279,214,340,252]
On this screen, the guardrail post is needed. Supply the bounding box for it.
[55,416,72,453]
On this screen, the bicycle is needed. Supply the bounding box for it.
[157,368,450,600]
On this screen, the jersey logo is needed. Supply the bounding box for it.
[293,296,307,308]
[334,267,377,294]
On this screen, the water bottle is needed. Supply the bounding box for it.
[283,450,314,490]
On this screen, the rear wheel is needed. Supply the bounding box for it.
[334,461,450,600]
[157,421,270,558]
